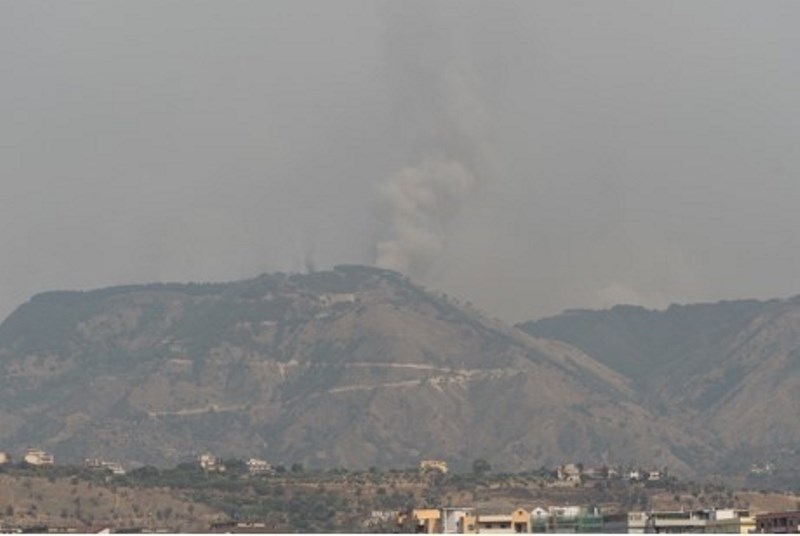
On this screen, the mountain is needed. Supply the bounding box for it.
[519,297,800,476]
[0,266,708,472]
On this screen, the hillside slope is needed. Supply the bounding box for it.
[519,297,800,471]
[0,266,708,472]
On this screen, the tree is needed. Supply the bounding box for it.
[222,458,248,477]
[472,459,491,475]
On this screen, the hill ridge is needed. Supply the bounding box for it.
[0,266,732,474]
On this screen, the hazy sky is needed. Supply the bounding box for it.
[3,1,800,323]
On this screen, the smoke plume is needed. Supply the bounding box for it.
[374,3,490,278]
[376,159,475,276]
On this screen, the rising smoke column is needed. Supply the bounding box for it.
[376,159,475,276]
[374,3,491,278]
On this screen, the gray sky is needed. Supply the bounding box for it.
[2,1,800,323]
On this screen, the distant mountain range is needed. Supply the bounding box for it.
[0,265,797,481]
[519,297,800,481]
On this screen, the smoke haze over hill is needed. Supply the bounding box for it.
[2,1,800,322]
[374,3,491,278]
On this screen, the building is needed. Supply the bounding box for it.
[0,451,10,465]
[706,509,755,534]
[628,509,712,533]
[652,509,711,532]
[442,508,474,534]
[755,511,800,534]
[510,509,531,533]
[557,464,582,484]
[530,507,550,520]
[403,509,442,533]
[546,506,602,533]
[318,293,357,307]
[198,453,225,472]
[550,506,586,519]
[84,458,126,475]
[101,461,126,476]
[627,511,649,533]
[530,507,551,532]
[395,506,618,534]
[631,508,753,533]
[647,470,662,481]
[245,458,272,475]
[420,460,449,475]
[474,514,514,534]
[460,513,479,534]
[23,448,54,466]
[458,510,528,534]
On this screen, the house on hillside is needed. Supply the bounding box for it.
[419,459,448,475]
[23,448,54,466]
[583,464,616,480]
[245,458,272,475]
[556,463,582,484]
[85,458,126,475]
[0,451,10,465]
[647,469,662,481]
[318,293,357,307]
[198,453,225,472]
[103,461,126,475]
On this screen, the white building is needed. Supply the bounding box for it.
[530,507,550,519]
[23,448,54,466]
[85,458,126,475]
[246,458,272,475]
[102,461,126,475]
